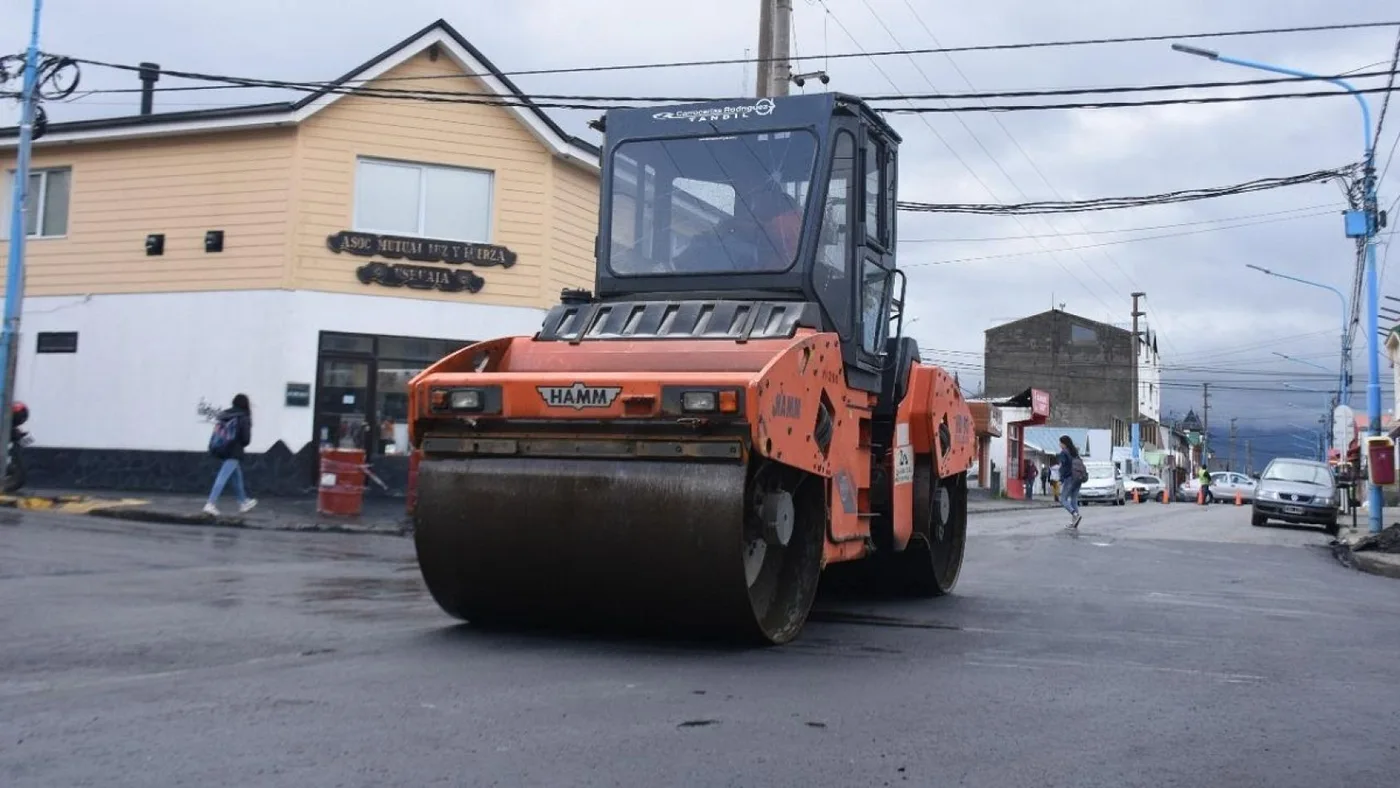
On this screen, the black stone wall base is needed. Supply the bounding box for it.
[23,442,410,499]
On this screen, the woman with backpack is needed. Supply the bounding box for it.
[204,393,258,516]
[1057,434,1086,529]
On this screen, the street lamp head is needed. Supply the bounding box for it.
[1245,263,1272,274]
[1171,43,1220,60]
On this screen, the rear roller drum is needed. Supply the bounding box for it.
[887,459,967,597]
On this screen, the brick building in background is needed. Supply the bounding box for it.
[983,308,1161,452]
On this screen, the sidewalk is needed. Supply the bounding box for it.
[1331,522,1400,580]
[3,481,1069,537]
[967,488,1060,514]
[0,489,411,537]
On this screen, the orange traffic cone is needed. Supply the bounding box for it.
[1133,489,1141,504]
[1234,490,1242,506]
[1162,489,1169,504]
[1197,488,1204,505]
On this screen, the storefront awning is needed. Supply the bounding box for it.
[968,401,1003,437]
[993,387,1050,426]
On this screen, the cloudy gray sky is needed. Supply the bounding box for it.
[4,0,1398,452]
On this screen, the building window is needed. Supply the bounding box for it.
[1070,323,1097,344]
[1,167,71,239]
[353,157,492,243]
[35,331,78,353]
[314,331,472,459]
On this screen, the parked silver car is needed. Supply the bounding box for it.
[1078,462,1126,505]
[1125,474,1163,501]
[1251,458,1339,535]
[1177,471,1257,503]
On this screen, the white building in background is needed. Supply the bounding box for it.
[1137,328,1162,426]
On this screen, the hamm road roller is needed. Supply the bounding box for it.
[408,92,976,644]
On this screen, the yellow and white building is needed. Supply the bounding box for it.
[0,19,602,493]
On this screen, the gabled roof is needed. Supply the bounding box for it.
[0,19,600,171]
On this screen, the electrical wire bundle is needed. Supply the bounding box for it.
[897,165,1360,215]
[0,53,81,140]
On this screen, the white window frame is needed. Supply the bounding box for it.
[1,166,71,240]
[352,156,494,244]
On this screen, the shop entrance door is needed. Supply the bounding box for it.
[311,331,473,466]
[315,356,374,450]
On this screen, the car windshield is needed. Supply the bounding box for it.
[1087,465,1114,479]
[607,131,819,276]
[1262,462,1332,486]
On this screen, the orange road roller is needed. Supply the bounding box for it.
[408,92,976,644]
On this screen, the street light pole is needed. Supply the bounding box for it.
[1182,43,1382,532]
[1246,264,1350,406]
[0,0,45,485]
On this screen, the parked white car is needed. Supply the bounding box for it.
[1124,474,1163,501]
[1077,462,1126,506]
[1176,472,1257,503]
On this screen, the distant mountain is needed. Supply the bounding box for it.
[1196,423,1327,473]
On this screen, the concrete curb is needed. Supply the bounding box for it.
[0,493,410,538]
[83,506,411,537]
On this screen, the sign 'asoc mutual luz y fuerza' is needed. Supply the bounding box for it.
[326,230,517,295]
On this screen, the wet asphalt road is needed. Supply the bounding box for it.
[2,502,1397,787]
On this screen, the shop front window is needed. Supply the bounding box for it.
[375,362,421,455]
[315,331,470,459]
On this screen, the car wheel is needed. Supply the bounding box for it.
[1251,511,1266,527]
[1324,518,1340,537]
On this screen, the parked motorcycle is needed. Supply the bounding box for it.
[5,401,31,493]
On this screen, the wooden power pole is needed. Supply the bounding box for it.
[755,0,793,98]
[1246,439,1253,475]
[1130,292,1146,464]
[1201,382,1211,470]
[1229,417,1238,471]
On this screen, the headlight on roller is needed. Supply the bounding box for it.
[449,388,484,411]
[681,391,717,412]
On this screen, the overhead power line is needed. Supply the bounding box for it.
[897,166,1356,215]
[58,53,1400,108]
[1373,30,1400,148]
[901,203,1344,242]
[57,20,1400,84]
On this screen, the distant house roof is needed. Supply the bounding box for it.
[0,19,600,170]
[1023,426,1092,455]
[1179,408,1203,432]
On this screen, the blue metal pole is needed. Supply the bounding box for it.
[1177,43,1380,532]
[0,0,44,480]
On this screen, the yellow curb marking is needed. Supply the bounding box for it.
[0,494,151,514]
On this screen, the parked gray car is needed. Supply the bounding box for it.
[1251,458,1340,535]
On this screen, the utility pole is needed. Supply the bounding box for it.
[754,0,793,97]
[1246,439,1253,475]
[1229,417,1237,471]
[0,0,45,484]
[1201,383,1211,471]
[1130,292,1146,471]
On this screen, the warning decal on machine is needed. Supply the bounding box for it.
[894,446,915,485]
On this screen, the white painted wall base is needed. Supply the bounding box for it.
[15,289,547,452]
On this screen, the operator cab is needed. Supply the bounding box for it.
[539,92,909,395]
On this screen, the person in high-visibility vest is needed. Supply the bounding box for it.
[1198,466,1214,505]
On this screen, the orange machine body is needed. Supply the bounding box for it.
[409,328,975,566]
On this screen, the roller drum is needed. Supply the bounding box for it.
[413,456,816,643]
